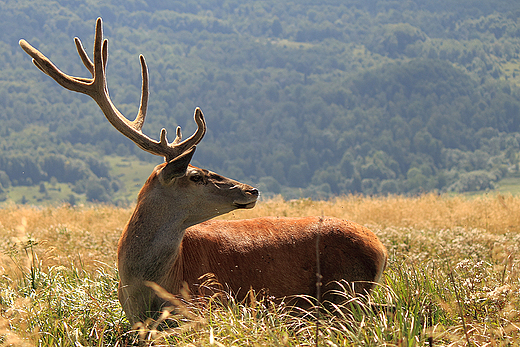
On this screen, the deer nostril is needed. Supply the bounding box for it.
[247,188,259,196]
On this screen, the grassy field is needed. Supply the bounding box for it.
[2,155,159,206]
[0,194,519,346]
[499,59,520,87]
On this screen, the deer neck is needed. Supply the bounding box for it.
[117,191,191,285]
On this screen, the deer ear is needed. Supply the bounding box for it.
[158,146,196,185]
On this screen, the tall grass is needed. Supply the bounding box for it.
[0,194,518,345]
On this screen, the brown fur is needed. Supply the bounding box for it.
[172,217,387,299]
[116,166,387,324]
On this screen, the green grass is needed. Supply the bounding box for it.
[271,38,315,49]
[496,175,520,195]
[499,59,520,87]
[5,182,84,205]
[105,155,159,202]
[1,155,158,206]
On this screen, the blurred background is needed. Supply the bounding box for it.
[2,0,520,204]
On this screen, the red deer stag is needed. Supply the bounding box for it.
[20,18,387,325]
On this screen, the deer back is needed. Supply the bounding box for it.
[169,216,387,299]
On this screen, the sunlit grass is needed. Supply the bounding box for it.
[2,155,159,206]
[104,155,158,203]
[5,182,81,206]
[499,59,520,87]
[270,38,315,49]
[0,194,518,345]
[496,175,520,195]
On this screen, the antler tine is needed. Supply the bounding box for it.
[132,55,149,132]
[173,126,182,144]
[102,38,108,74]
[92,18,106,94]
[156,108,206,162]
[19,39,93,95]
[168,108,206,157]
[75,37,94,75]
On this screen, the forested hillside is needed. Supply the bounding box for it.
[2,0,520,203]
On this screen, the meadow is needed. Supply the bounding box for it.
[0,194,519,346]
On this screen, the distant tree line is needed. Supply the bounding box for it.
[1,0,520,202]
[0,126,122,203]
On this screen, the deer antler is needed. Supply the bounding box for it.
[19,17,205,162]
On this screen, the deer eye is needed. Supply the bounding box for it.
[190,174,203,183]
